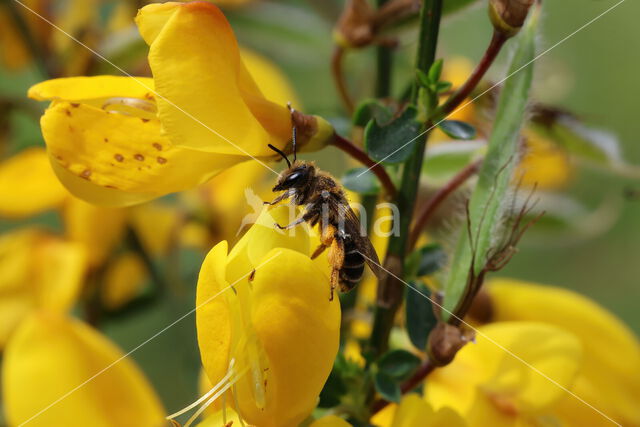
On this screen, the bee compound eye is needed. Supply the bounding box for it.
[285,172,302,184]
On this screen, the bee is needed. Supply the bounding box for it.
[264,108,382,300]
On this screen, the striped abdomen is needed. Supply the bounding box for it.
[339,238,365,292]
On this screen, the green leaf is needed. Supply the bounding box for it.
[438,120,477,140]
[428,59,444,83]
[353,99,394,127]
[435,81,453,94]
[406,244,447,278]
[405,281,438,350]
[378,349,421,380]
[442,8,539,319]
[342,168,381,195]
[373,372,401,403]
[365,106,423,164]
[318,368,347,408]
[416,69,432,88]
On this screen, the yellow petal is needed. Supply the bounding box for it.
[196,159,272,242]
[196,407,243,427]
[0,229,86,348]
[63,196,127,267]
[136,2,291,155]
[425,322,582,422]
[32,237,87,312]
[392,394,465,427]
[28,76,156,104]
[0,147,67,218]
[237,248,340,426]
[129,202,179,256]
[226,205,311,283]
[0,229,33,345]
[2,312,165,426]
[240,47,300,108]
[487,279,640,425]
[42,101,246,206]
[310,415,352,427]
[516,131,572,190]
[101,252,148,310]
[196,241,234,399]
[197,241,339,426]
[431,57,476,144]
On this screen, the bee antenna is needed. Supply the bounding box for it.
[287,102,297,162]
[267,144,291,168]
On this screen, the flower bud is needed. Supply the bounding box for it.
[489,0,535,38]
[334,0,375,48]
[427,322,474,366]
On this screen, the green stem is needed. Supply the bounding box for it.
[375,0,393,98]
[367,0,443,357]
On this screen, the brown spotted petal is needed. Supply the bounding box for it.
[41,101,248,206]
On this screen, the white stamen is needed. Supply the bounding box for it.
[232,382,247,427]
[166,359,236,420]
[183,370,247,427]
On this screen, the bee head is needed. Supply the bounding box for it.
[273,162,315,192]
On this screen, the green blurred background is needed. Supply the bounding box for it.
[239,0,640,331]
[1,0,638,414]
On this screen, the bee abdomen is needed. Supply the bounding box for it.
[339,248,365,291]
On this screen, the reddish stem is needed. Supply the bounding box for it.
[408,159,481,250]
[332,133,397,198]
[331,46,355,114]
[435,30,507,118]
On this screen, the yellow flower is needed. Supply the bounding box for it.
[431,57,476,144]
[370,394,466,427]
[0,0,49,70]
[486,279,640,426]
[516,130,572,190]
[0,147,67,218]
[63,196,128,267]
[178,205,340,427]
[0,228,86,348]
[424,321,583,426]
[101,252,148,311]
[2,312,165,426]
[391,394,465,427]
[29,2,332,207]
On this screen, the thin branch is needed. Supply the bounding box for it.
[434,30,508,118]
[331,46,355,114]
[331,133,397,198]
[408,159,482,250]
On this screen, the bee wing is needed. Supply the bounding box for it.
[337,202,385,280]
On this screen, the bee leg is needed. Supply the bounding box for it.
[311,244,327,259]
[274,217,306,230]
[263,191,290,206]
